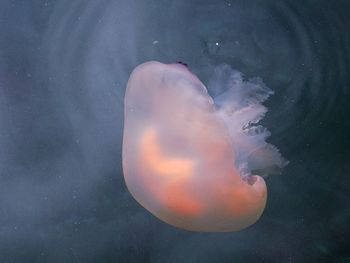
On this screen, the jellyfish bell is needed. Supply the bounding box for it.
[122,61,288,232]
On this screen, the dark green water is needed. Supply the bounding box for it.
[0,0,349,262]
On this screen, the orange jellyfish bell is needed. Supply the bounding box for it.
[122,61,288,232]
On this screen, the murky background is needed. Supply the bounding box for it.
[0,0,349,262]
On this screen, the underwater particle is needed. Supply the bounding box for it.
[122,61,287,232]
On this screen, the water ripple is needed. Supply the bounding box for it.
[41,0,350,152]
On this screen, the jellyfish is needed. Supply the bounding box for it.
[122,61,288,232]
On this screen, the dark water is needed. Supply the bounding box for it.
[0,0,349,262]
